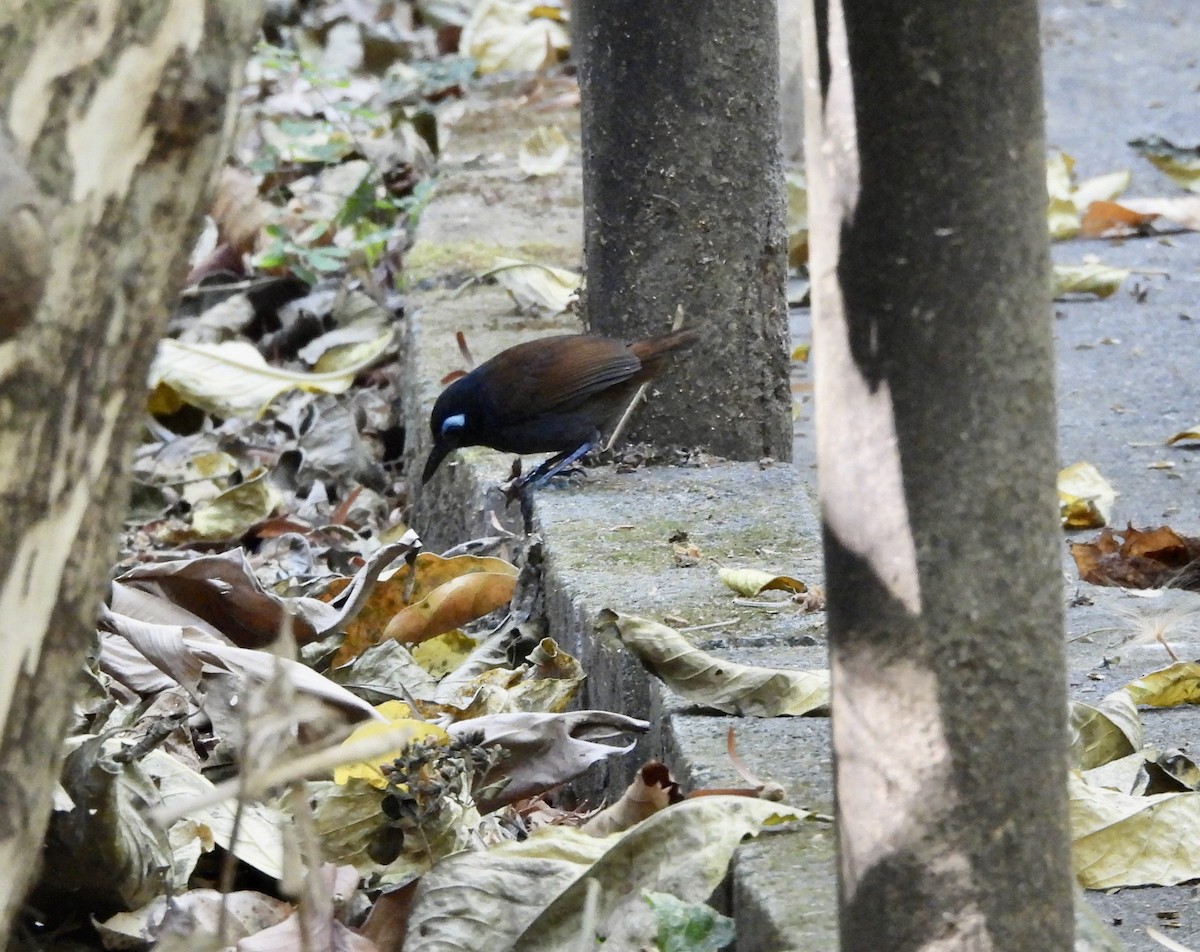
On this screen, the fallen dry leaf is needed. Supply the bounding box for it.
[518,125,569,176]
[383,570,516,646]
[333,701,450,789]
[445,710,648,812]
[1070,525,1200,591]
[149,332,394,419]
[333,553,517,664]
[1130,136,1200,194]
[1046,151,1131,240]
[403,796,799,952]
[599,610,829,717]
[1166,427,1200,446]
[1118,195,1200,232]
[1070,771,1200,888]
[718,567,808,597]
[581,761,681,837]
[1069,693,1142,771]
[460,0,569,74]
[1079,200,1161,238]
[1053,263,1130,299]
[484,257,580,313]
[1058,461,1116,529]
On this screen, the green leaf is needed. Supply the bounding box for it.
[645,892,735,952]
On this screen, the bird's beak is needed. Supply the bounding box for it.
[422,441,451,484]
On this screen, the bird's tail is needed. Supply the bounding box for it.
[629,327,700,363]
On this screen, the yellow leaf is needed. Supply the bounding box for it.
[1121,662,1200,708]
[485,257,580,314]
[718,567,807,597]
[1052,263,1129,300]
[1057,462,1116,529]
[1070,771,1200,888]
[1166,427,1200,446]
[411,630,479,678]
[189,468,282,540]
[1131,136,1200,194]
[599,610,828,717]
[385,572,516,645]
[333,703,450,789]
[149,331,394,419]
[518,126,569,177]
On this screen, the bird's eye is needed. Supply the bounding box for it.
[440,413,466,437]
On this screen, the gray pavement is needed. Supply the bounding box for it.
[791,3,1200,947]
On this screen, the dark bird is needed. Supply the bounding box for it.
[422,329,698,487]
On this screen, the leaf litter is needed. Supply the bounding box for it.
[33,4,816,949]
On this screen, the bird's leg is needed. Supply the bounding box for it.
[523,440,593,489]
[501,440,596,509]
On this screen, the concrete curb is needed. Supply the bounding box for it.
[404,84,837,949]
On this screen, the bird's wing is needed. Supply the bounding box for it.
[491,336,643,421]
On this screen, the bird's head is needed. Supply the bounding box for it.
[422,376,478,484]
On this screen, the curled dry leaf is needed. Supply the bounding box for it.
[599,610,830,717]
[1130,136,1200,194]
[1084,749,1200,797]
[384,571,516,645]
[382,562,517,648]
[148,330,394,419]
[402,796,799,952]
[333,701,451,789]
[188,466,283,541]
[333,553,517,664]
[445,710,649,813]
[482,257,580,313]
[518,125,569,176]
[99,605,383,723]
[1058,461,1116,529]
[581,761,682,837]
[1070,525,1200,591]
[116,549,339,647]
[1120,662,1200,708]
[1070,771,1200,889]
[460,0,570,74]
[717,567,808,597]
[1052,263,1130,300]
[1069,693,1142,771]
[1166,426,1200,446]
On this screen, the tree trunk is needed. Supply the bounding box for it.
[799,1,1073,949]
[573,0,793,463]
[0,1,261,935]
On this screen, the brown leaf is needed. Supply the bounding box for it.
[582,761,681,837]
[382,571,515,645]
[1079,200,1161,238]
[331,553,517,664]
[211,165,267,254]
[1070,525,1200,590]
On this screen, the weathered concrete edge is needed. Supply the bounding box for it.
[405,313,839,950]
[402,89,838,950]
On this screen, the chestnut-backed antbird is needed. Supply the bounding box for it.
[422,329,698,488]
